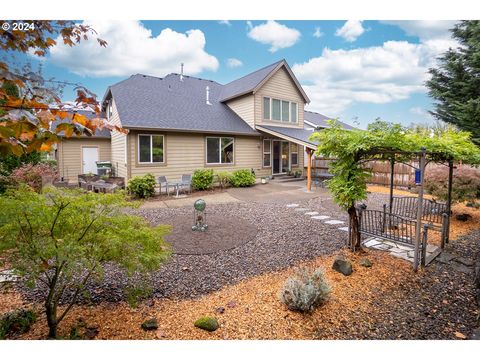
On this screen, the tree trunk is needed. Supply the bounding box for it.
[348,205,361,251]
[45,301,57,339]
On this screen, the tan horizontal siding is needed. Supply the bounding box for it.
[128,131,270,182]
[225,95,255,128]
[108,98,128,179]
[58,138,111,182]
[254,66,305,128]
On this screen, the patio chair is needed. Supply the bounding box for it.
[157,176,173,196]
[178,174,192,195]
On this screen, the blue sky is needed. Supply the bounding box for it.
[17,20,458,128]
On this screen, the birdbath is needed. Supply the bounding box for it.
[192,199,208,231]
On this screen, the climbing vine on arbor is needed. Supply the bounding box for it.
[309,120,480,251]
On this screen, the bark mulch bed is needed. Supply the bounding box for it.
[3,241,479,340]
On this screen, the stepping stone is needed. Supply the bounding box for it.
[294,208,310,212]
[286,204,299,208]
[435,252,456,264]
[389,247,407,254]
[391,251,413,262]
[455,257,474,267]
[305,211,319,216]
[426,244,439,253]
[363,239,382,248]
[389,243,414,251]
[311,215,330,220]
[338,227,349,232]
[324,220,345,225]
[372,243,392,251]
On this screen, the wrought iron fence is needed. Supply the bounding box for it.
[358,206,417,246]
[391,196,448,224]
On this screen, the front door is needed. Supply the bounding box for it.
[272,140,290,174]
[82,147,99,174]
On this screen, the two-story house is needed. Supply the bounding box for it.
[56,59,349,185]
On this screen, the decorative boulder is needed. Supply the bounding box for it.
[456,213,472,222]
[359,258,372,268]
[332,256,353,276]
[194,316,219,332]
[141,318,158,331]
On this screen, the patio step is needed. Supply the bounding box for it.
[270,175,305,183]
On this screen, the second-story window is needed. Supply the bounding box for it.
[263,97,298,123]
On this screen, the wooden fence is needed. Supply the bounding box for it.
[310,157,443,188]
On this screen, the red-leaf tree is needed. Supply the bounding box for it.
[0,20,127,156]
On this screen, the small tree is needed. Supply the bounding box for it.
[0,186,171,338]
[310,120,480,250]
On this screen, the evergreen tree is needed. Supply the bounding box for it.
[426,20,480,145]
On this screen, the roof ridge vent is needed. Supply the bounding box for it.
[206,86,212,106]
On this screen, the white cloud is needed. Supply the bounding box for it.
[226,58,243,68]
[313,27,323,38]
[381,20,457,42]
[247,20,301,52]
[335,20,365,42]
[49,20,219,78]
[293,39,454,116]
[218,20,231,26]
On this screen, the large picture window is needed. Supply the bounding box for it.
[138,134,164,163]
[206,137,234,164]
[263,139,271,167]
[263,97,298,123]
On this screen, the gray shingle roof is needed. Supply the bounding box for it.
[51,110,111,138]
[108,73,259,136]
[256,125,317,149]
[219,60,283,101]
[304,110,355,130]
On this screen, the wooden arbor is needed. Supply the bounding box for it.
[354,147,454,271]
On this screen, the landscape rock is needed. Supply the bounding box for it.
[215,307,225,314]
[455,213,472,222]
[359,258,372,268]
[332,256,353,276]
[194,316,219,332]
[141,318,158,331]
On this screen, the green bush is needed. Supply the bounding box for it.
[229,169,256,187]
[192,169,214,190]
[127,173,156,198]
[279,267,331,312]
[215,171,232,189]
[0,309,37,339]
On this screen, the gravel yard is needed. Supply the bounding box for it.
[20,195,350,303]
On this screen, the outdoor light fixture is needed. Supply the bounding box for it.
[192,199,208,231]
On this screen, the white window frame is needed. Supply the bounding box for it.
[263,96,298,124]
[290,143,299,166]
[263,139,271,168]
[107,101,113,119]
[138,134,165,164]
[205,136,235,165]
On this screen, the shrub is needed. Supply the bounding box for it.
[7,163,59,192]
[127,173,156,198]
[0,309,37,339]
[192,169,214,190]
[229,169,256,187]
[0,186,171,338]
[424,165,480,202]
[279,267,331,312]
[215,171,232,189]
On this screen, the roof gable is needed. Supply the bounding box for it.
[220,60,310,103]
